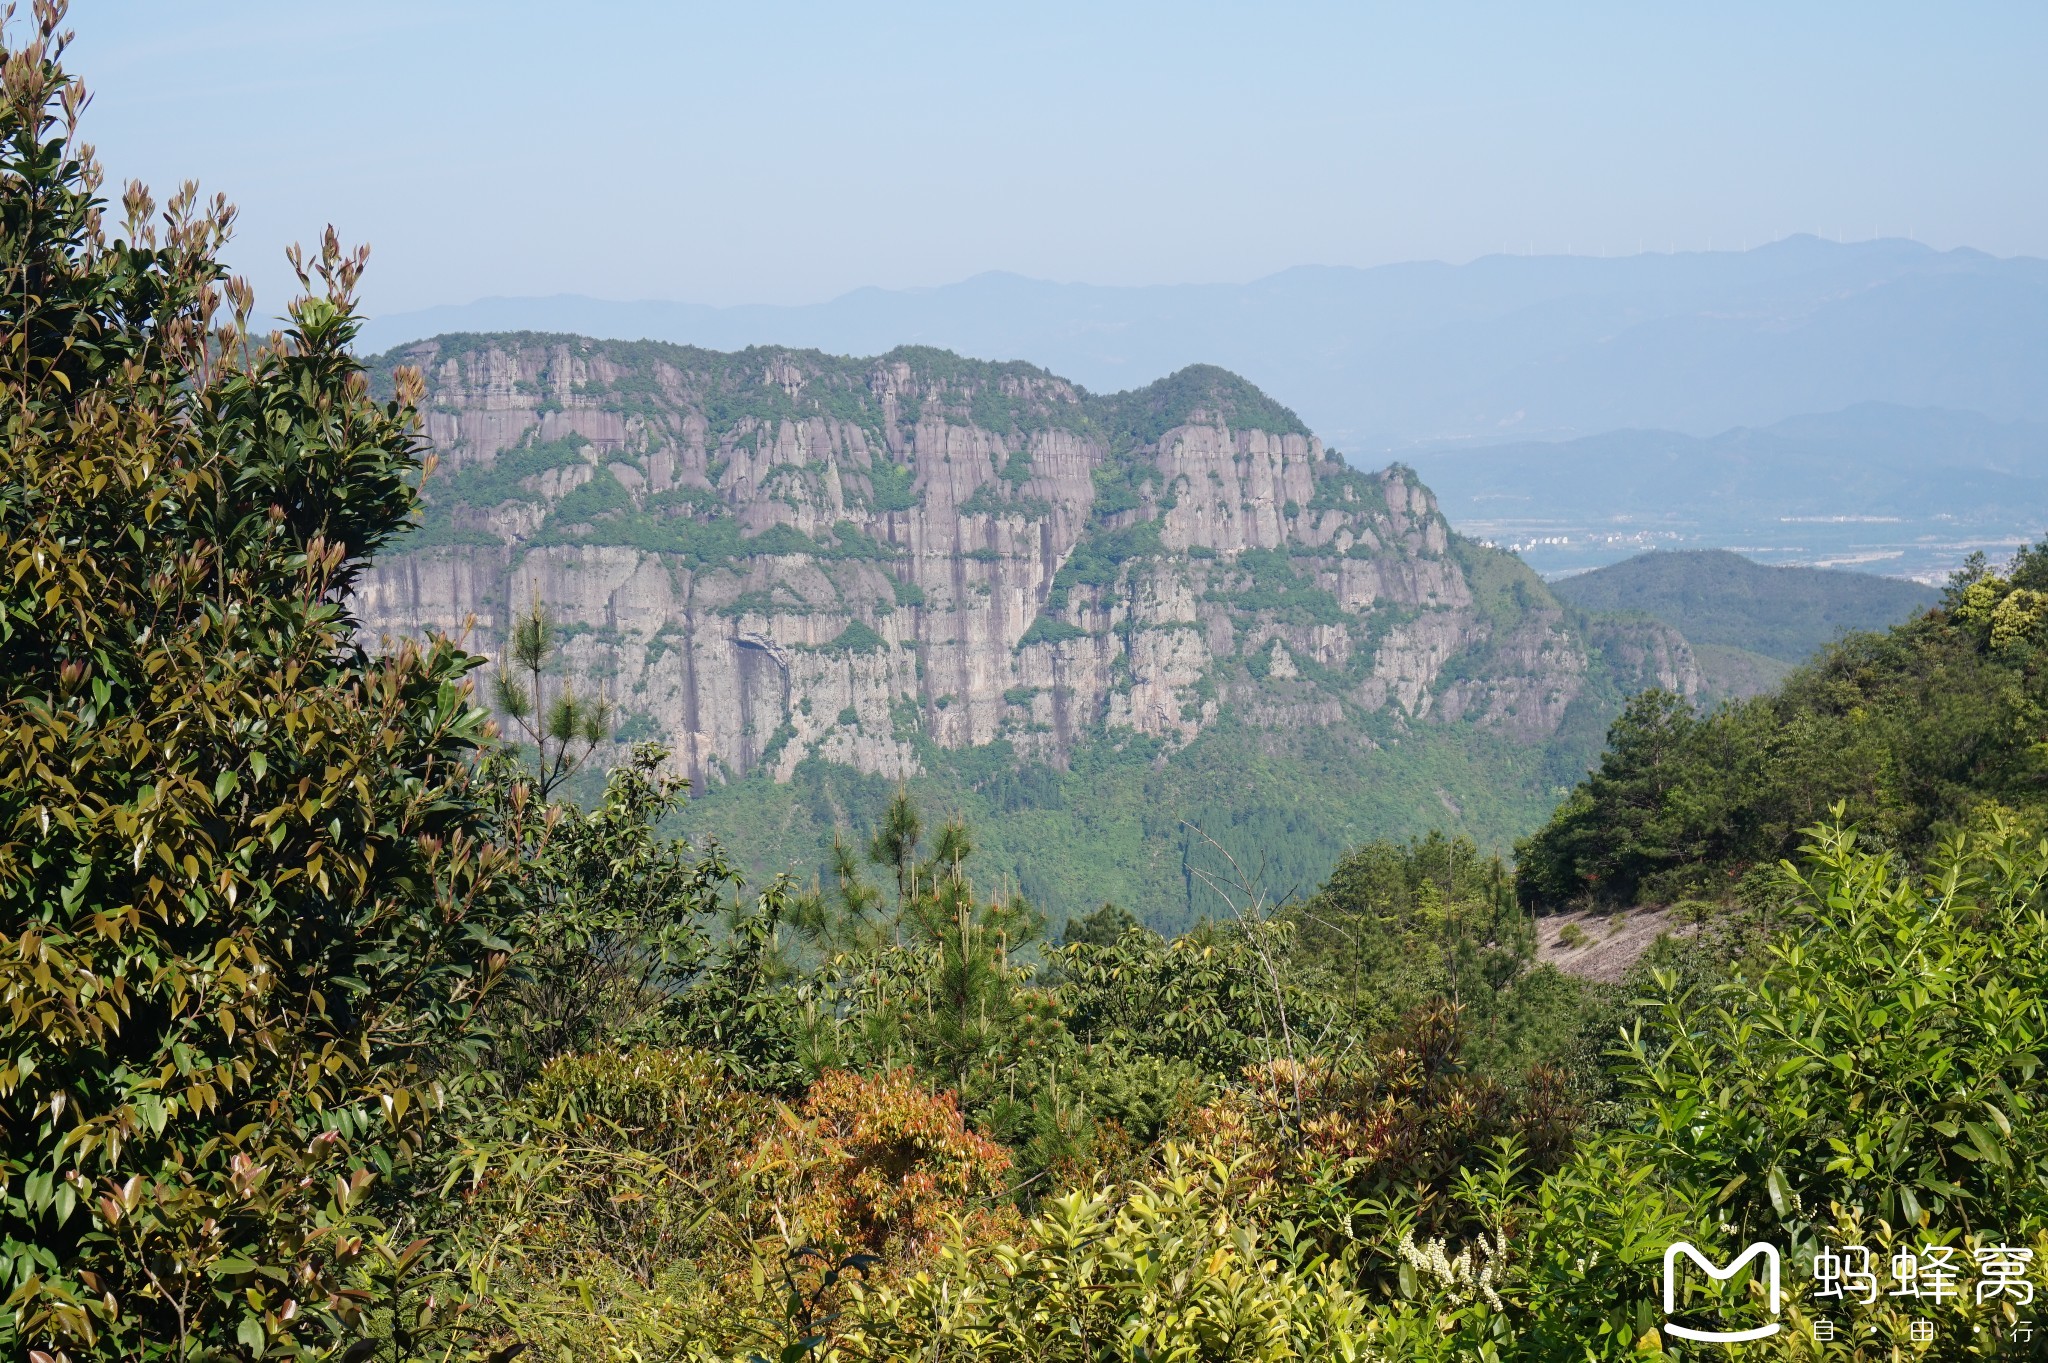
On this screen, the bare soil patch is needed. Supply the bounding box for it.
[1534,904,1694,984]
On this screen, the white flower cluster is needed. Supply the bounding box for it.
[1398,1228,1507,1312]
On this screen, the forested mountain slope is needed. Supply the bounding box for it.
[1520,546,2048,908]
[356,336,1695,927]
[1550,550,1938,660]
[1550,548,1938,700]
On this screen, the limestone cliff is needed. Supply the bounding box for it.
[355,338,1698,793]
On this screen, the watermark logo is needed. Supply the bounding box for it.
[1663,1241,1783,1343]
[1660,1236,2037,1346]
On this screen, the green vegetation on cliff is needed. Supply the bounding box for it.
[380,341,1309,530]
[1089,361,1313,447]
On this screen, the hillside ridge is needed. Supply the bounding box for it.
[1551,549,1939,657]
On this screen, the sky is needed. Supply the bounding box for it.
[67,2,2048,321]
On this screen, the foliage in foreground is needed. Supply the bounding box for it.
[0,15,515,1359]
[424,812,2048,1362]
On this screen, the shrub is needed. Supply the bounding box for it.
[748,522,821,557]
[825,620,889,655]
[1619,813,2048,1241]
[1189,1005,1581,1285]
[866,461,917,512]
[746,1068,1013,1257]
[1017,616,1087,647]
[447,1047,772,1357]
[831,1147,1375,1361]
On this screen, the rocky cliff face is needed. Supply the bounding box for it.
[355,338,1698,792]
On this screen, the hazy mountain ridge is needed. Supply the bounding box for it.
[1549,550,1941,660]
[356,238,2048,450]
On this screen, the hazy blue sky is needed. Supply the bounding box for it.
[69,2,2048,319]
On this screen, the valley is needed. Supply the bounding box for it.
[1413,404,2048,581]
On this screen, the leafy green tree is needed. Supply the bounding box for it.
[1056,921,1325,1078]
[443,1046,775,1358]
[1620,813,2048,1243]
[464,739,821,1095]
[0,15,511,1357]
[1383,817,2048,1362]
[1294,832,1526,1023]
[1515,690,1714,907]
[484,743,727,1083]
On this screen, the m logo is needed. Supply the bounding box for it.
[1663,1242,1784,1343]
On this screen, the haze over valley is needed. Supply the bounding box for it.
[362,237,2048,584]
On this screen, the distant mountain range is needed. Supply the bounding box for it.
[1409,404,2048,581]
[358,237,2048,452]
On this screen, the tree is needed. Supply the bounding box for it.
[485,743,725,1084]
[1059,902,1144,948]
[867,786,923,914]
[491,595,610,801]
[805,798,1046,1084]
[1516,688,1714,907]
[1294,832,1526,1025]
[0,13,511,1357]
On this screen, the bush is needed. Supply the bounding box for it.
[745,1068,1013,1258]
[1017,616,1087,647]
[866,461,918,512]
[824,621,889,655]
[1618,813,2048,1241]
[832,1147,1375,1361]
[446,1047,772,1357]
